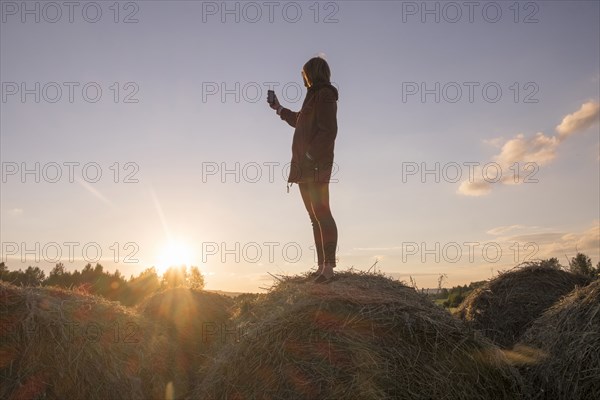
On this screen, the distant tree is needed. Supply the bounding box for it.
[92,267,127,301]
[569,253,597,278]
[541,257,563,269]
[21,266,45,286]
[0,261,209,305]
[50,262,66,276]
[161,265,188,288]
[444,291,465,308]
[113,269,123,280]
[439,288,449,299]
[131,267,161,294]
[0,262,16,284]
[0,262,7,280]
[82,263,94,273]
[122,267,162,306]
[45,263,67,287]
[160,265,206,290]
[71,270,82,285]
[188,266,205,290]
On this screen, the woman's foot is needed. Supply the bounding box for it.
[308,264,324,278]
[314,263,334,283]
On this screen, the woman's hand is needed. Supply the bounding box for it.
[268,92,281,110]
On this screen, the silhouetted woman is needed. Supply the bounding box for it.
[268,56,339,283]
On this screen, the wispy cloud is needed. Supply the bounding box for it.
[7,208,24,217]
[352,246,404,252]
[482,137,504,148]
[459,101,600,196]
[487,221,600,260]
[486,224,533,235]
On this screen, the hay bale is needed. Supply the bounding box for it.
[510,280,599,399]
[138,287,234,398]
[455,261,591,348]
[231,292,265,318]
[0,281,172,400]
[192,271,526,400]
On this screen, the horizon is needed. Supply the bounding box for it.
[1,0,599,292]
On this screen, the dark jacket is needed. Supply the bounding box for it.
[280,82,339,184]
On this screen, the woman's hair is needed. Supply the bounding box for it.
[303,57,331,85]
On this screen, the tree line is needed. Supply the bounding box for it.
[0,262,205,307]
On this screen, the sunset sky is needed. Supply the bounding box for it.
[1,1,599,292]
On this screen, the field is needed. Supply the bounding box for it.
[1,264,598,400]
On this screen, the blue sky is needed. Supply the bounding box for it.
[1,1,599,292]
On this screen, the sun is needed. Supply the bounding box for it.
[156,239,195,272]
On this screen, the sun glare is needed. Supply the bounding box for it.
[156,239,195,272]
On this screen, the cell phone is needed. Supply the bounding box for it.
[267,90,275,105]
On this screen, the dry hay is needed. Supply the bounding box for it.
[138,287,234,398]
[455,260,591,348]
[231,292,265,318]
[0,281,174,400]
[191,270,526,400]
[509,279,599,400]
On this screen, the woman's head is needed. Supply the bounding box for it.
[302,57,331,88]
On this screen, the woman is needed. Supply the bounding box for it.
[268,56,339,283]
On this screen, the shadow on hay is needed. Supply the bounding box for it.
[137,287,235,399]
[508,279,600,400]
[0,281,171,400]
[454,260,591,348]
[190,270,527,400]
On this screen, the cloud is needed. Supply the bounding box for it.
[558,222,600,257]
[7,208,24,216]
[468,222,599,268]
[556,101,600,139]
[486,225,530,235]
[457,179,492,196]
[459,101,599,196]
[352,246,404,251]
[494,221,600,261]
[483,137,504,148]
[499,232,566,245]
[493,132,559,167]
